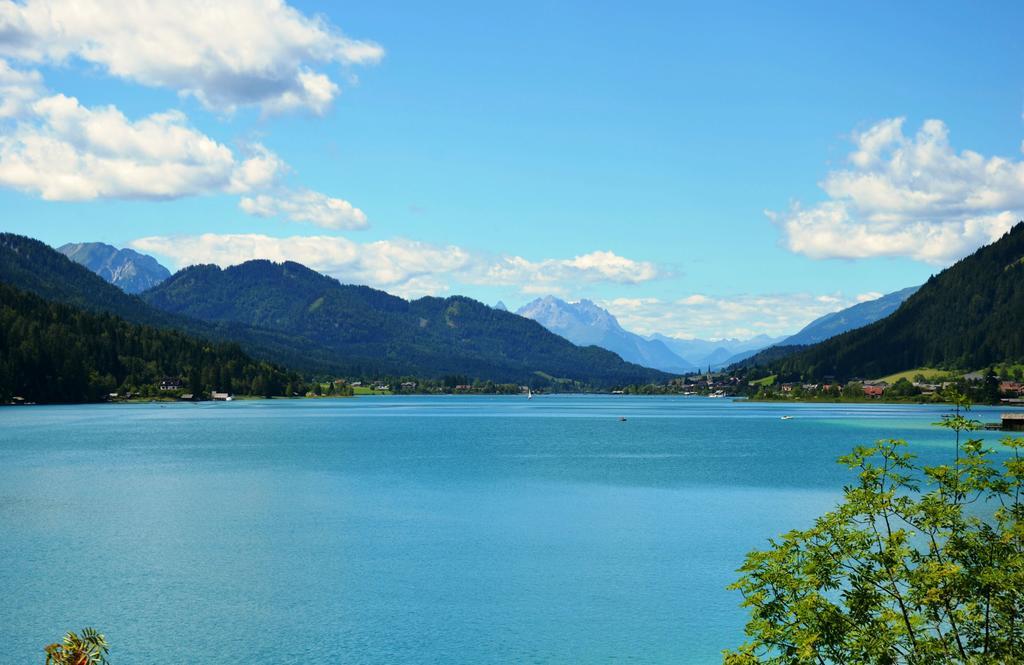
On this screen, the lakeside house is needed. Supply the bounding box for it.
[863,385,885,398]
[212,392,232,401]
[1000,381,1023,396]
[1002,413,1024,432]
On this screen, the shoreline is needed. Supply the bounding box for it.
[6,393,1021,408]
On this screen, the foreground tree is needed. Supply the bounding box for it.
[724,396,1024,663]
[44,628,109,665]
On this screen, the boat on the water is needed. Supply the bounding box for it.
[780,415,794,420]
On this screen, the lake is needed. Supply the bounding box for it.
[0,396,1011,663]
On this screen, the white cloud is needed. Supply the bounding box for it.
[604,292,866,339]
[129,233,660,298]
[0,90,286,200]
[0,58,42,118]
[0,0,383,115]
[240,189,368,230]
[227,145,288,194]
[131,233,474,298]
[772,118,1023,263]
[855,291,883,303]
[0,67,364,219]
[480,251,659,291]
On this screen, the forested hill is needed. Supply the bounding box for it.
[142,260,669,387]
[0,233,357,374]
[0,282,300,403]
[1,233,165,324]
[765,222,1024,380]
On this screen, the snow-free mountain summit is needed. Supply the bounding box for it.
[59,242,171,294]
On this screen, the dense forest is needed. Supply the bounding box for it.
[0,282,302,403]
[755,222,1024,380]
[142,259,668,387]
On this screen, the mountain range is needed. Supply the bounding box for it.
[0,233,667,389]
[58,242,170,293]
[516,296,694,373]
[516,296,798,371]
[647,333,787,370]
[42,240,918,375]
[10,223,1021,392]
[141,261,667,386]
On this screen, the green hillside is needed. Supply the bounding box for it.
[766,222,1024,380]
[0,233,360,374]
[142,259,669,387]
[1,233,165,324]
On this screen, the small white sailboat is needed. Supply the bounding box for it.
[527,388,533,400]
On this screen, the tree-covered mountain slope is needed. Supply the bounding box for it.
[142,260,669,386]
[0,282,299,403]
[0,233,354,374]
[780,286,920,346]
[2,233,168,323]
[58,242,171,293]
[766,222,1024,380]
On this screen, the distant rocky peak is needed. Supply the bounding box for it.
[58,241,171,294]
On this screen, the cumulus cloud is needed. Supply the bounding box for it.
[604,292,874,339]
[131,233,470,297]
[772,117,1023,263]
[0,58,42,118]
[0,0,383,115]
[0,90,286,200]
[480,251,659,291]
[130,233,660,298]
[240,189,368,230]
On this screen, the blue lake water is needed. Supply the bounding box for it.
[0,396,1012,663]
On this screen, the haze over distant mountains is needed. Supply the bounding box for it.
[517,290,926,374]
[517,296,694,373]
[516,296,792,371]
[647,333,787,370]
[779,286,919,346]
[58,242,170,293]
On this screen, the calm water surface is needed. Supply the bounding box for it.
[0,396,1011,663]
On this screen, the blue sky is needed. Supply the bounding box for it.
[1,1,1023,338]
